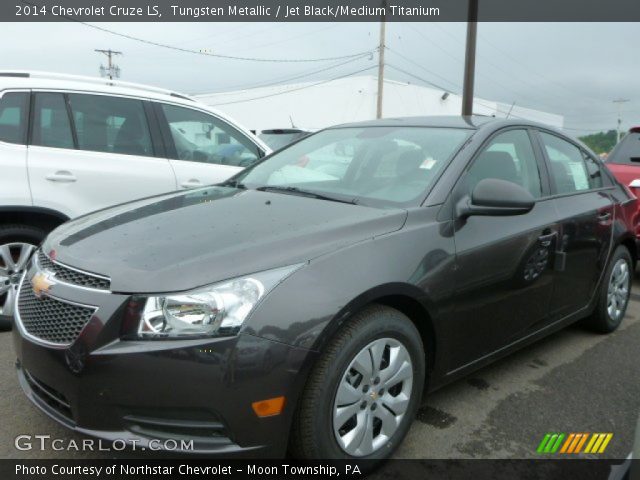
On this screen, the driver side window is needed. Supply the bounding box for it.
[467,129,542,198]
[160,104,260,168]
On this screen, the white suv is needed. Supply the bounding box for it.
[0,71,270,327]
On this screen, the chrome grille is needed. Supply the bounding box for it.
[17,280,96,345]
[37,251,111,291]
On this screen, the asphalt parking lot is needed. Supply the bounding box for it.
[1,284,639,460]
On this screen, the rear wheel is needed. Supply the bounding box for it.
[290,305,425,460]
[0,225,45,331]
[583,245,632,333]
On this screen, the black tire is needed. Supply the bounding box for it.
[290,304,425,460]
[583,245,633,334]
[0,224,47,331]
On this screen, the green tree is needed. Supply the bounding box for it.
[579,130,619,154]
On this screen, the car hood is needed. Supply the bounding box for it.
[44,186,407,293]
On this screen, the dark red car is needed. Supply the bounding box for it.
[606,127,640,237]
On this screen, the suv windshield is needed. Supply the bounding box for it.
[607,131,640,164]
[258,130,309,150]
[234,126,471,208]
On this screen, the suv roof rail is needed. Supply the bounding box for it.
[0,70,195,102]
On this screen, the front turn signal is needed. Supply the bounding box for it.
[252,396,286,417]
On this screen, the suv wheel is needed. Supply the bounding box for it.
[290,305,425,459]
[583,245,633,333]
[0,225,45,331]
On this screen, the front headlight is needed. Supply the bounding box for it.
[135,264,301,339]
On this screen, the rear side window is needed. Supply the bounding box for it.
[0,92,29,145]
[582,151,604,189]
[160,104,260,167]
[68,94,154,157]
[607,132,640,165]
[540,132,593,194]
[32,93,74,149]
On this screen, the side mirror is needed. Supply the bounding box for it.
[457,178,535,218]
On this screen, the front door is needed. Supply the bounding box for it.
[447,129,559,371]
[155,103,262,189]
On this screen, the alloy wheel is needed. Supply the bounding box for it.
[607,258,631,322]
[332,337,413,457]
[0,242,36,317]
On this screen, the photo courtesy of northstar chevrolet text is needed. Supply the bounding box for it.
[1,0,640,478]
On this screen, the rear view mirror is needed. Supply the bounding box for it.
[457,178,535,218]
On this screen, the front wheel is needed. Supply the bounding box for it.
[0,225,46,331]
[290,305,425,460]
[583,245,633,333]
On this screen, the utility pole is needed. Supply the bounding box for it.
[95,49,122,80]
[461,0,478,116]
[376,1,386,119]
[613,98,630,141]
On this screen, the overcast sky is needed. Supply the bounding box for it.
[1,21,637,136]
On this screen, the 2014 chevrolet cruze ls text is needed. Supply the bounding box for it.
[12,117,637,459]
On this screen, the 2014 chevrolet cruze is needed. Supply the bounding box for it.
[12,117,637,459]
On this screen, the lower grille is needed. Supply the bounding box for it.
[17,281,96,345]
[24,369,73,421]
[124,413,232,448]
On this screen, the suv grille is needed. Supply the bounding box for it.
[37,251,111,290]
[17,281,96,345]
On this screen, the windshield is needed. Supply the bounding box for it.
[234,126,471,208]
[259,132,308,150]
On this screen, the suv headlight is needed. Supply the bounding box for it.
[135,265,301,339]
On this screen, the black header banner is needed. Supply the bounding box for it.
[6,0,640,22]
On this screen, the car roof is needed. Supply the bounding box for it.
[0,71,198,105]
[329,115,545,130]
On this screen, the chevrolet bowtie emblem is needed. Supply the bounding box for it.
[31,271,55,299]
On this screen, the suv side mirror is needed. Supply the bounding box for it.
[456,178,535,218]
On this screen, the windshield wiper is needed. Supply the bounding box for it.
[255,186,358,205]
[220,179,247,189]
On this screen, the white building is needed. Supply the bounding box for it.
[196,75,564,132]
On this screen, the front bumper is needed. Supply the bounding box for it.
[12,261,317,457]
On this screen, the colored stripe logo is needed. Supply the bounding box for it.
[537,433,613,454]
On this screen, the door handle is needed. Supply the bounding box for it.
[45,171,77,183]
[180,179,202,189]
[597,212,612,222]
[538,231,557,247]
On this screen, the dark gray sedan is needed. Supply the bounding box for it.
[12,116,637,460]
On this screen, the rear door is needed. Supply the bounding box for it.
[27,92,177,218]
[536,130,614,319]
[154,102,263,189]
[447,128,559,370]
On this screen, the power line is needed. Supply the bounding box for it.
[227,24,340,55]
[77,21,374,63]
[385,63,458,94]
[385,47,460,92]
[208,65,378,106]
[431,23,605,109]
[406,24,570,109]
[203,53,373,94]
